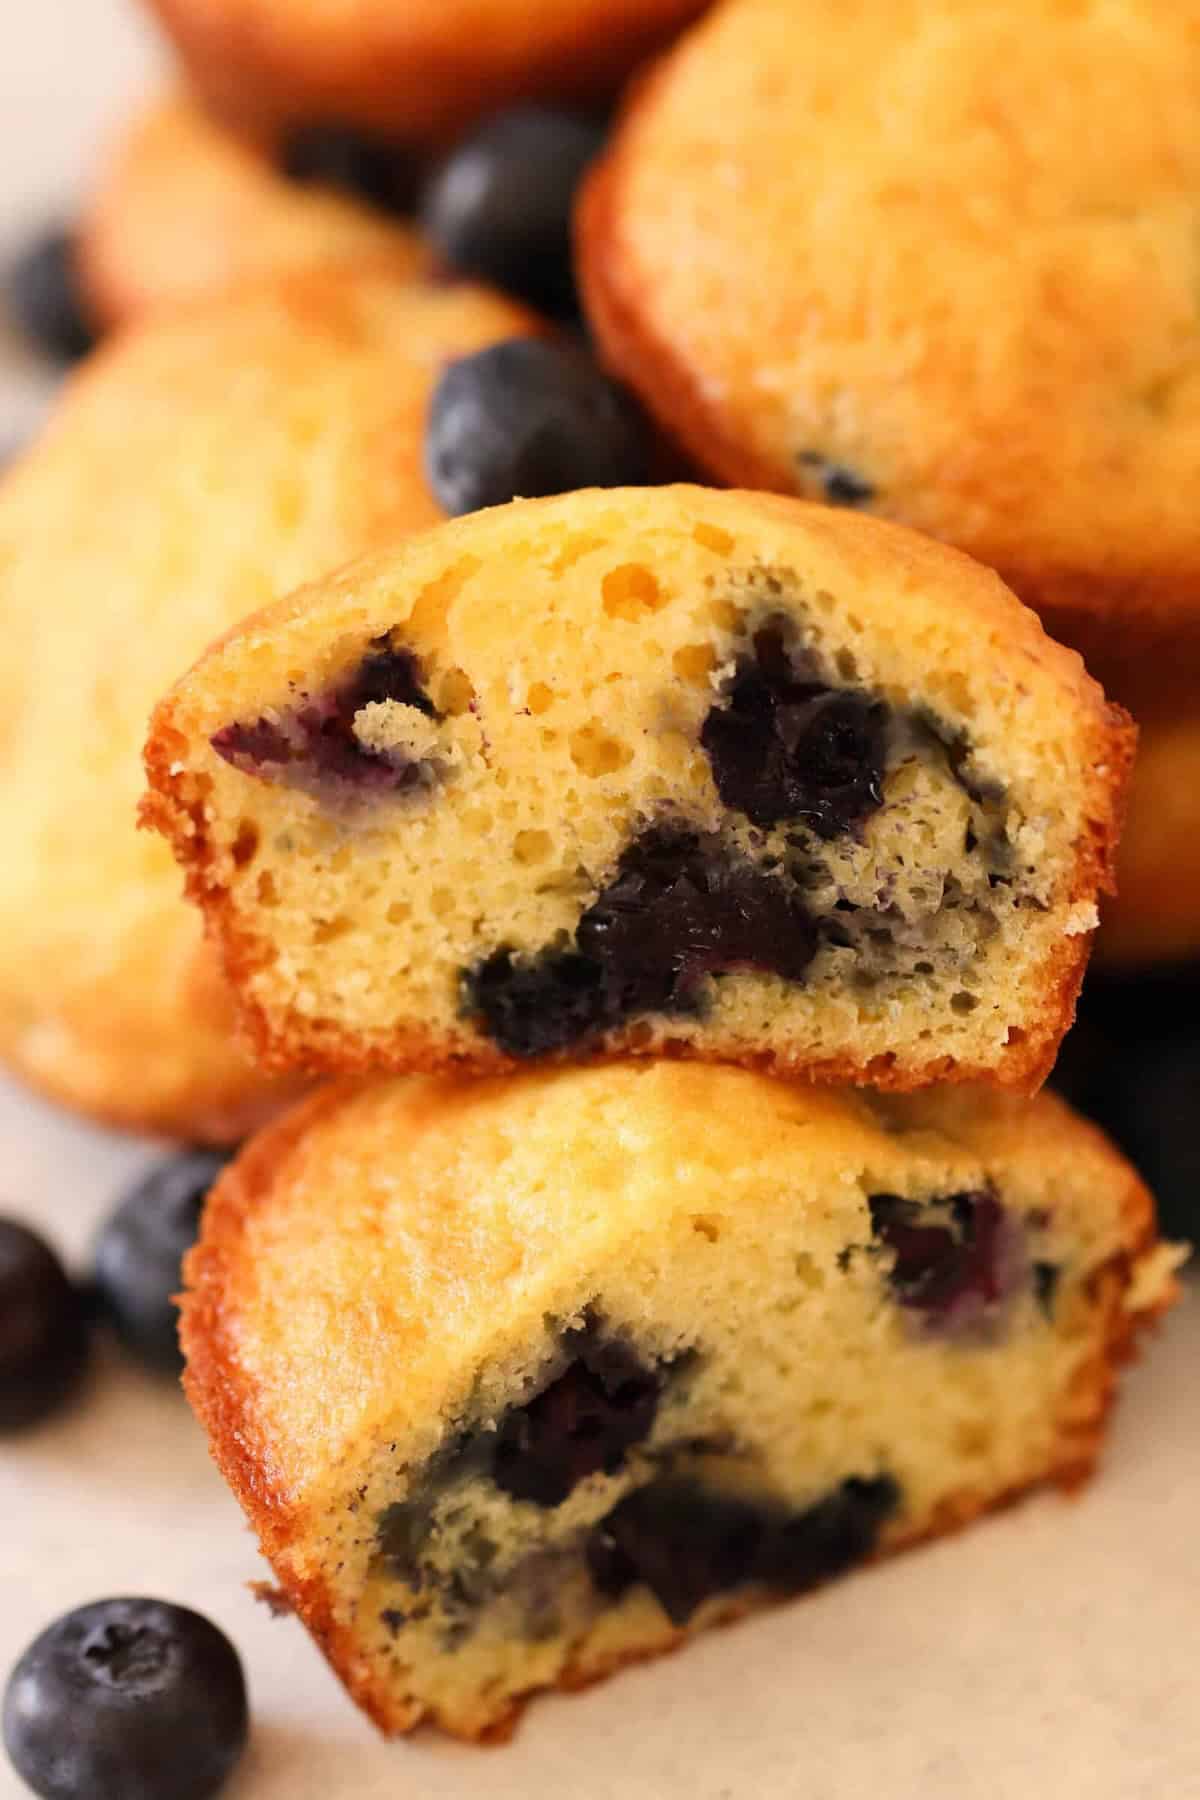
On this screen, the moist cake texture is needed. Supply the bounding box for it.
[180,1062,1180,1741]
[145,485,1133,1091]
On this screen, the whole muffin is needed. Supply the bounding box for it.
[0,269,536,1139]
[79,94,427,328]
[144,484,1132,1093]
[579,0,1200,712]
[144,0,709,140]
[181,1063,1179,1740]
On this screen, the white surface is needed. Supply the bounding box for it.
[1,6,1198,1795]
[0,1072,1197,1799]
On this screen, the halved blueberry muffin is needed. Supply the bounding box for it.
[145,486,1132,1091]
[180,1062,1180,1741]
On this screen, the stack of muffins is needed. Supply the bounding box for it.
[0,0,1192,1747]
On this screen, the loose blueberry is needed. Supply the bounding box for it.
[212,639,440,800]
[868,1189,1028,1336]
[702,624,889,837]
[3,1597,247,1800]
[420,107,604,315]
[0,1220,88,1432]
[425,337,647,517]
[492,1327,661,1507]
[464,826,818,1058]
[5,231,96,363]
[279,123,420,214]
[588,1473,899,1626]
[93,1151,232,1375]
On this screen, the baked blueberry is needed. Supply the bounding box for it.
[464,826,818,1057]
[5,230,95,363]
[420,107,605,315]
[212,639,442,800]
[492,1328,661,1506]
[588,1473,899,1626]
[798,452,876,508]
[0,1220,88,1433]
[702,624,889,836]
[94,1150,232,1375]
[424,337,647,516]
[279,123,420,215]
[868,1189,1028,1336]
[3,1597,247,1800]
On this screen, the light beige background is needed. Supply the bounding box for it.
[0,6,1197,1795]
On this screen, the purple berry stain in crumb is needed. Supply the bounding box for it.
[211,637,442,801]
[868,1190,1031,1338]
[587,1473,900,1626]
[701,622,889,837]
[492,1324,663,1507]
[464,825,818,1057]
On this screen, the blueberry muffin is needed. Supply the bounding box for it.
[145,0,708,141]
[145,485,1131,1093]
[579,0,1200,712]
[0,270,535,1140]
[79,94,428,328]
[1098,715,1200,968]
[181,1061,1180,1741]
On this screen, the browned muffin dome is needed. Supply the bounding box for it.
[579,0,1200,712]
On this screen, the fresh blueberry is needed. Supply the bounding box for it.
[3,1597,247,1800]
[0,1220,88,1432]
[5,231,96,363]
[701,623,889,837]
[424,336,647,516]
[93,1151,232,1375]
[279,123,420,215]
[420,107,604,315]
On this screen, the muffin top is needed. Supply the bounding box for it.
[580,0,1200,708]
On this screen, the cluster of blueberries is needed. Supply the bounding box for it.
[1,1153,248,1799]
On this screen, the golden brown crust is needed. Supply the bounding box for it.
[577,4,1200,712]
[182,1070,1175,1742]
[79,93,428,329]
[145,0,709,142]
